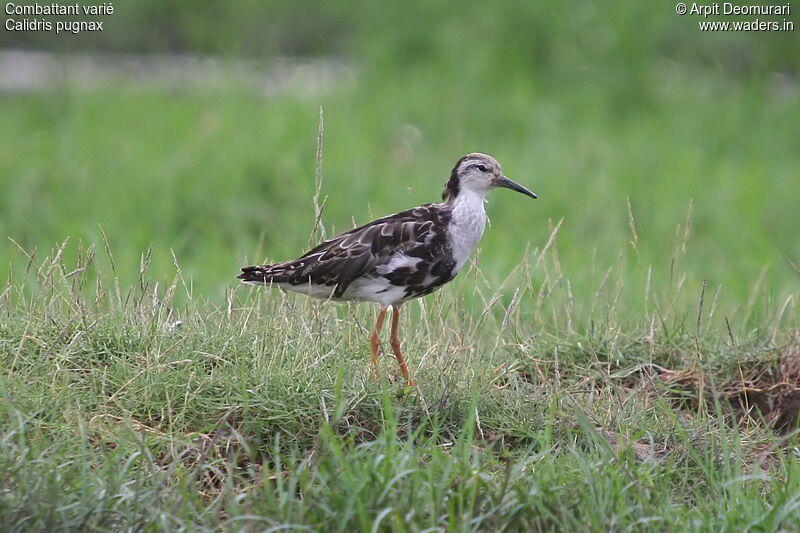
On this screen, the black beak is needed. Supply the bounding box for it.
[495,175,537,199]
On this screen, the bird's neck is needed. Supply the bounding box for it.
[447,188,488,274]
[449,188,488,213]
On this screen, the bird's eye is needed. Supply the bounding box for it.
[476,164,488,172]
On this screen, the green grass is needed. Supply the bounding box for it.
[1,227,799,529]
[2,73,799,306]
[2,2,800,528]
[2,80,799,527]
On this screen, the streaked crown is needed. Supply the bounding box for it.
[442,152,537,202]
[442,153,501,201]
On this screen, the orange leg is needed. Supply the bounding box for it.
[370,307,388,381]
[390,305,415,386]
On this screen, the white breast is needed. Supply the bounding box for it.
[448,190,488,275]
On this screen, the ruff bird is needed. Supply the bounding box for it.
[238,153,536,385]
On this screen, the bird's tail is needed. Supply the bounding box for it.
[236,263,292,285]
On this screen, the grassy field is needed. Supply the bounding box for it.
[2,235,800,530]
[2,2,800,530]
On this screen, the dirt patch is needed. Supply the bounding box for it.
[657,334,800,433]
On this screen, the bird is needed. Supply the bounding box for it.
[237,153,537,385]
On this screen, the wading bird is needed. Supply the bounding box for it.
[238,153,536,385]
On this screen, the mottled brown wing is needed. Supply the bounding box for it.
[238,203,449,297]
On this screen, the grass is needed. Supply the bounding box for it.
[2,66,799,303]
[1,222,799,530]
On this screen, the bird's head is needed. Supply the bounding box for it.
[442,153,537,202]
